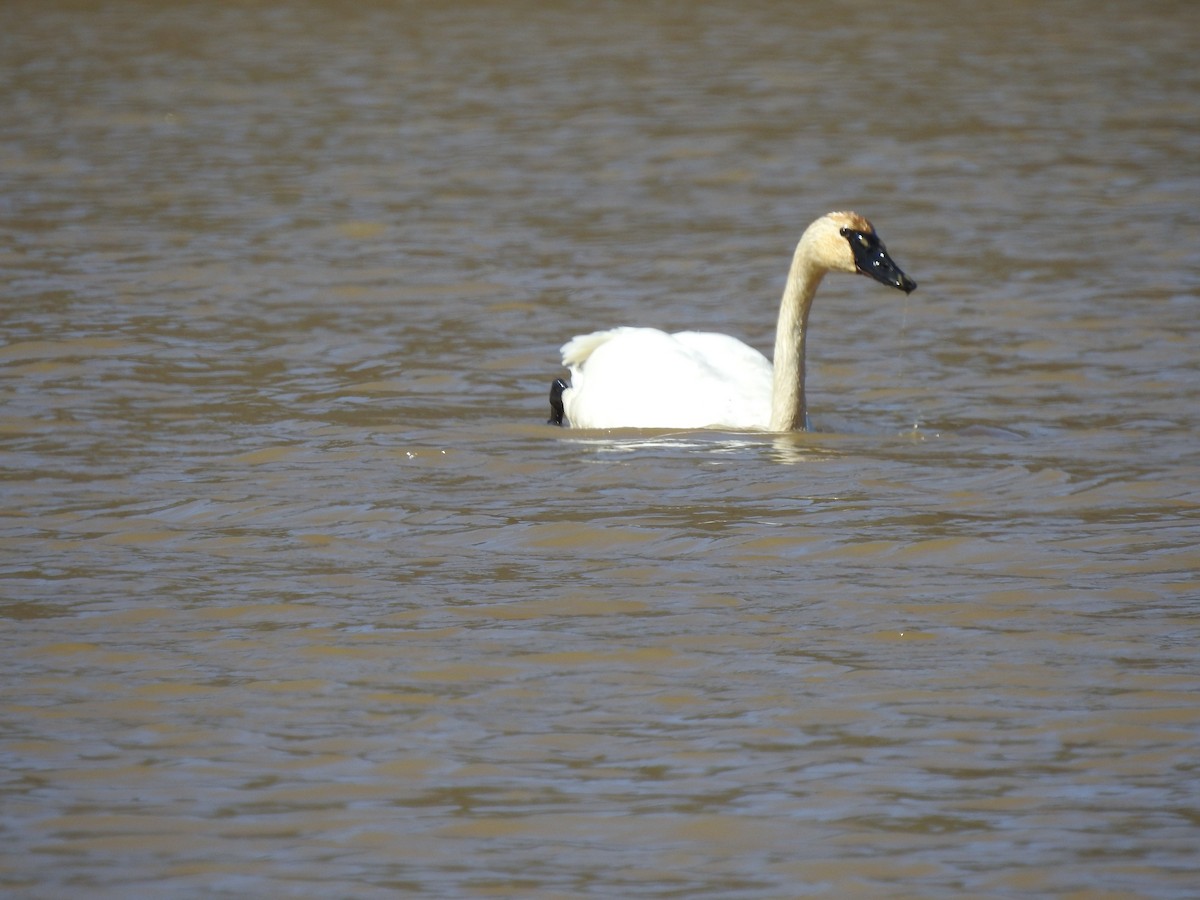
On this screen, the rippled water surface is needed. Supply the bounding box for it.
[3,1,1199,897]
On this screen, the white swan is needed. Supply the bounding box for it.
[547,211,916,432]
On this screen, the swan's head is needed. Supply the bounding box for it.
[806,211,918,294]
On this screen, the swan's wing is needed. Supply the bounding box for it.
[559,327,772,430]
[671,331,773,385]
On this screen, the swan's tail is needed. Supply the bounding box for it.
[560,328,631,369]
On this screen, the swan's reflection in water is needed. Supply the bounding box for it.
[558,430,839,464]
[554,424,962,464]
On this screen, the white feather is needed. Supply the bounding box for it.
[561,327,771,430]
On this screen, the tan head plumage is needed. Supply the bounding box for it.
[826,210,874,233]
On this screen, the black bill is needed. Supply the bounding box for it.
[842,228,917,294]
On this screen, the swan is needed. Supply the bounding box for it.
[547,211,916,432]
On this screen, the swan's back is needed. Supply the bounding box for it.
[559,327,772,430]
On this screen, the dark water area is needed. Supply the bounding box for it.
[2,1,1199,896]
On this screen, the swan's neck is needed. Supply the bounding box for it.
[769,250,824,432]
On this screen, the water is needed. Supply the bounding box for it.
[3,1,1199,897]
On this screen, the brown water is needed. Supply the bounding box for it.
[3,1,1199,897]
